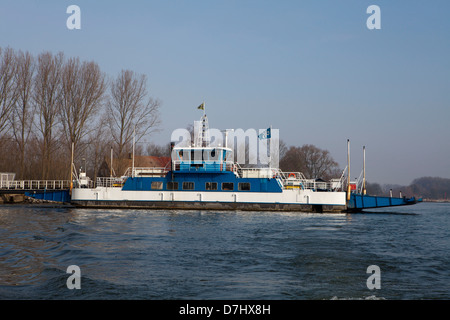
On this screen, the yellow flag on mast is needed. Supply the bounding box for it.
[197,102,205,110]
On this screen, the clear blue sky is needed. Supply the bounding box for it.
[1,0,449,185]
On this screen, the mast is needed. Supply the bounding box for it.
[224,130,229,149]
[110,146,113,178]
[201,113,209,147]
[347,139,351,201]
[132,126,135,177]
[70,142,74,193]
[195,102,209,147]
[268,125,272,168]
[363,146,366,195]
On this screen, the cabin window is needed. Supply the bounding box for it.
[209,149,219,161]
[182,182,195,190]
[238,182,251,191]
[221,182,234,191]
[206,182,218,190]
[167,181,178,190]
[151,181,163,190]
[190,150,203,162]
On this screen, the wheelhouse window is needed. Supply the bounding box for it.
[205,182,218,190]
[182,182,195,190]
[208,149,219,161]
[151,181,163,190]
[221,182,234,191]
[238,182,251,191]
[167,181,178,190]
[191,150,203,162]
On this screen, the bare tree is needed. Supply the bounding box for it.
[0,47,18,136]
[33,51,64,179]
[85,113,112,182]
[107,69,160,174]
[9,50,35,179]
[59,57,106,158]
[1,48,165,181]
[146,142,171,157]
[0,135,15,172]
[301,144,339,179]
[280,144,340,179]
[278,139,288,161]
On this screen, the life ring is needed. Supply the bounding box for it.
[288,173,295,178]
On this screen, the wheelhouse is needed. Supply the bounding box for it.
[172,146,236,173]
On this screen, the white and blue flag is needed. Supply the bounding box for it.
[258,127,271,140]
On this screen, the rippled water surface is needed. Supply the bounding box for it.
[0,202,449,299]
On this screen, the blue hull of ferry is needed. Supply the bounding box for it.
[122,171,283,193]
[25,189,71,203]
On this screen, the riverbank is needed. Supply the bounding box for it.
[0,193,64,205]
[423,199,450,203]
[0,193,25,204]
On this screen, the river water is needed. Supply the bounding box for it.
[0,202,448,300]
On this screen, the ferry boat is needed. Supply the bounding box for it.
[70,111,348,212]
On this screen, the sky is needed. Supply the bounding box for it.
[1,0,449,185]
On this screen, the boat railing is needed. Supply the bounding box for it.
[74,179,95,189]
[282,178,339,191]
[239,167,279,179]
[96,177,126,188]
[338,166,348,192]
[1,180,71,190]
[279,171,307,181]
[171,160,237,173]
[0,173,16,188]
[278,170,345,191]
[354,169,364,193]
[124,167,169,177]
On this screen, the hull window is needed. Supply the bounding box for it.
[206,182,218,190]
[151,181,163,190]
[238,182,251,191]
[167,181,179,190]
[222,182,234,191]
[182,182,195,190]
